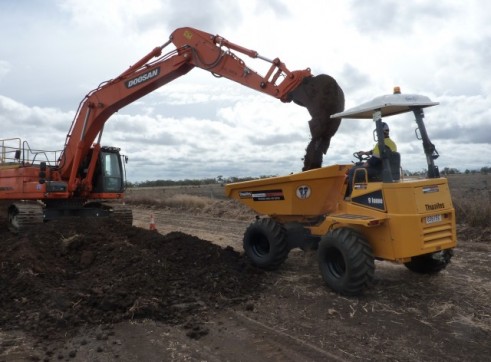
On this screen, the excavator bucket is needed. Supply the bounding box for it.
[288,74,345,171]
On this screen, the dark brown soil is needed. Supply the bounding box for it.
[0,218,263,344]
[0,206,490,361]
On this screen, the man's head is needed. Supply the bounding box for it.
[382,122,390,136]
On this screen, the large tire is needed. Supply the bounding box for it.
[243,218,289,270]
[318,228,374,296]
[404,250,453,274]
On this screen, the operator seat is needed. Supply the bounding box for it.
[389,151,401,181]
[368,150,401,182]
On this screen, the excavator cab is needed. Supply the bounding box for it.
[92,147,124,193]
[92,146,125,194]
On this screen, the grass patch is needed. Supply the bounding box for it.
[127,194,212,210]
[453,193,491,227]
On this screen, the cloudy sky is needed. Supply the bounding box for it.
[1,0,490,182]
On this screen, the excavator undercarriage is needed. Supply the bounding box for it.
[6,200,132,234]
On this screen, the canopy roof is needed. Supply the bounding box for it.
[331,93,438,119]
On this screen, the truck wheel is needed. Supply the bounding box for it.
[404,250,453,274]
[243,218,289,270]
[318,228,374,296]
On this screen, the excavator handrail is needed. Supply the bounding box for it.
[1,138,60,166]
[21,140,61,166]
[1,138,21,164]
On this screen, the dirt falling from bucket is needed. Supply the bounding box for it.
[289,74,345,171]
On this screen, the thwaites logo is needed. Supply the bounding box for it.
[239,191,252,199]
[425,202,445,211]
[352,190,385,210]
[296,185,311,199]
[239,189,284,201]
[125,67,161,88]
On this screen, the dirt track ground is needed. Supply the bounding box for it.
[0,183,490,361]
[134,207,491,361]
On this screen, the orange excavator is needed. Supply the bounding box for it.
[0,27,344,232]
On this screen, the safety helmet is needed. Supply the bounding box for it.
[382,122,389,132]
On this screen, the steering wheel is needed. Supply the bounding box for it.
[353,152,370,163]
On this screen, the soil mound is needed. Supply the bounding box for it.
[0,218,263,340]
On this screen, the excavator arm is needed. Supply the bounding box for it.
[170,27,312,101]
[58,27,343,194]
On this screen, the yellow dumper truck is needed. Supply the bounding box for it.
[225,89,456,296]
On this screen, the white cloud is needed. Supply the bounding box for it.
[0,0,490,181]
[0,60,11,80]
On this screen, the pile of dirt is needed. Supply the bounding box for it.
[0,218,263,341]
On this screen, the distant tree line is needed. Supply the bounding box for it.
[476,166,491,175]
[440,167,491,175]
[127,167,490,187]
[404,167,491,177]
[126,175,277,188]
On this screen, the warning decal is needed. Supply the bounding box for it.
[239,189,284,201]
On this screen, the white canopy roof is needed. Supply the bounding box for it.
[331,93,439,119]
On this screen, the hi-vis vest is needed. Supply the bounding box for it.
[372,138,397,157]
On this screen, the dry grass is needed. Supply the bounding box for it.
[126,194,211,210]
[158,194,210,210]
[453,194,491,227]
[448,173,491,227]
[126,193,256,221]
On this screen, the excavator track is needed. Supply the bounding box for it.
[8,202,44,233]
[6,201,133,233]
[107,203,134,226]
